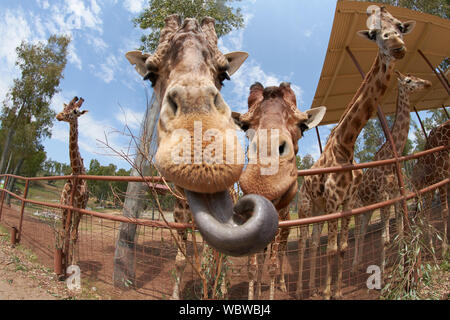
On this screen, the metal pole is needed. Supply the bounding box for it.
[17,179,29,243]
[345,46,410,229]
[315,127,323,154]
[417,49,450,95]
[63,176,78,272]
[442,105,450,120]
[414,106,429,144]
[10,226,17,246]
[0,176,9,221]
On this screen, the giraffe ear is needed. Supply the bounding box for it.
[401,21,416,35]
[357,30,376,42]
[126,50,151,77]
[80,110,88,115]
[224,51,249,76]
[303,106,326,130]
[231,111,249,131]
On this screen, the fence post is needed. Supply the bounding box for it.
[63,175,78,274]
[0,175,9,221]
[17,179,29,243]
[10,226,17,246]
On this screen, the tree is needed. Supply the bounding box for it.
[363,0,449,19]
[133,0,245,52]
[0,35,70,175]
[114,1,245,288]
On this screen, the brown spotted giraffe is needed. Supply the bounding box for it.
[56,97,89,266]
[296,6,416,299]
[352,72,432,275]
[412,119,450,258]
[234,82,325,300]
[126,15,278,300]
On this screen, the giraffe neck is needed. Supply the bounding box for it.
[69,121,85,175]
[331,52,395,157]
[375,84,411,160]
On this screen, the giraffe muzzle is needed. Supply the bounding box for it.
[185,189,278,256]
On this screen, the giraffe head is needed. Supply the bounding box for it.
[234,82,326,208]
[56,96,88,123]
[126,15,248,194]
[126,15,279,257]
[357,6,416,60]
[395,71,432,93]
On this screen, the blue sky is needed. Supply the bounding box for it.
[0,0,427,171]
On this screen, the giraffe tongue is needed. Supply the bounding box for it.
[184,189,278,257]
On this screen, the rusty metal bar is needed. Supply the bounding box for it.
[1,145,448,190]
[414,106,429,143]
[298,144,448,176]
[54,248,63,276]
[0,174,167,184]
[417,49,450,95]
[10,226,17,246]
[279,178,449,228]
[345,46,366,78]
[315,127,323,154]
[346,46,410,230]
[443,105,450,120]
[0,175,9,221]
[63,176,77,271]
[376,105,411,230]
[17,180,29,242]
[0,144,448,231]
[0,170,447,231]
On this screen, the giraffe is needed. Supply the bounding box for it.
[411,119,450,258]
[56,96,89,267]
[125,15,278,299]
[295,6,416,299]
[233,82,325,300]
[352,72,432,275]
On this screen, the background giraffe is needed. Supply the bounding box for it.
[411,119,450,258]
[296,6,416,299]
[234,82,325,300]
[352,72,432,275]
[56,96,89,267]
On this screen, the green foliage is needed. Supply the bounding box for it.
[0,34,70,177]
[363,0,449,19]
[412,108,449,152]
[381,214,440,300]
[133,0,245,52]
[85,159,132,206]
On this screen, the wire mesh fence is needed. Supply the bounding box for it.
[0,146,448,300]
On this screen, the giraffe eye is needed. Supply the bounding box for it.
[406,79,411,83]
[73,109,78,115]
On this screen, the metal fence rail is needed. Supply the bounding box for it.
[0,143,448,299]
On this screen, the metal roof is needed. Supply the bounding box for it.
[311,0,450,125]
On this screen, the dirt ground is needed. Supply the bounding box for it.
[0,231,107,300]
[0,198,448,300]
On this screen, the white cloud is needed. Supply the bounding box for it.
[228,61,305,113]
[115,107,145,130]
[123,0,145,13]
[90,53,121,83]
[85,33,108,53]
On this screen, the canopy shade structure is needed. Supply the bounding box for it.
[311,0,450,125]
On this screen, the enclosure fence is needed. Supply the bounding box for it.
[0,144,448,300]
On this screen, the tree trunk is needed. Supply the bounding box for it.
[5,158,24,206]
[0,127,15,174]
[113,97,160,288]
